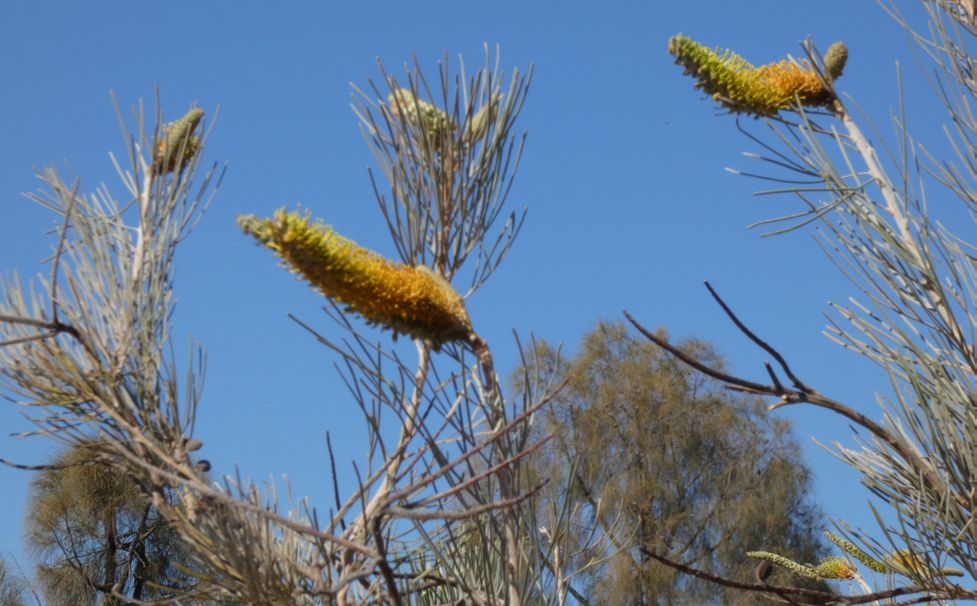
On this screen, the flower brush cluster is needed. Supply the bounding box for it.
[239,209,472,347]
[668,35,847,116]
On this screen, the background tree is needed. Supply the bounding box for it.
[0,559,27,606]
[25,442,195,605]
[522,321,830,605]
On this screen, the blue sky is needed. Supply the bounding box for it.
[0,0,953,586]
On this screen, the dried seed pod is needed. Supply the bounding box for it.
[754,559,773,584]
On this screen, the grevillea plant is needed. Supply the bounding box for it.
[0,50,622,605]
[629,1,977,604]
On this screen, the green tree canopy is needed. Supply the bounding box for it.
[25,443,193,606]
[522,321,831,605]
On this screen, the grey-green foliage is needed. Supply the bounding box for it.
[25,443,194,606]
[0,560,27,606]
[520,322,831,605]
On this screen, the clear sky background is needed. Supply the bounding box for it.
[0,0,958,587]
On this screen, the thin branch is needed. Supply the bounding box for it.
[383,481,544,521]
[49,178,80,325]
[372,518,404,606]
[703,280,811,391]
[639,547,950,605]
[623,310,967,513]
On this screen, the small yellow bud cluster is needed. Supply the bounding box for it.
[814,556,858,580]
[153,108,204,174]
[668,34,840,116]
[239,209,472,347]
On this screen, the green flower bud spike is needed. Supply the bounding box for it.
[465,93,500,144]
[747,551,821,580]
[239,209,472,347]
[668,34,840,117]
[153,108,204,174]
[825,531,887,573]
[387,88,456,147]
[823,42,848,81]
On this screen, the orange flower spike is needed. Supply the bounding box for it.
[668,34,840,116]
[239,209,471,347]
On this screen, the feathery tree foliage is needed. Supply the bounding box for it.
[0,560,27,606]
[631,0,977,603]
[521,322,831,605]
[25,443,194,605]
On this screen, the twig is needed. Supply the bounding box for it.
[372,517,404,606]
[704,280,810,391]
[383,481,544,521]
[49,178,80,325]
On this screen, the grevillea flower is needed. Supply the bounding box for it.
[154,108,204,174]
[668,34,837,116]
[749,549,860,581]
[825,531,887,573]
[239,209,472,346]
[814,556,858,580]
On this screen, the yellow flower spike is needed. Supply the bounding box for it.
[668,34,838,116]
[814,556,858,580]
[825,531,887,573]
[823,42,848,81]
[886,550,965,579]
[239,209,472,347]
[154,108,204,174]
